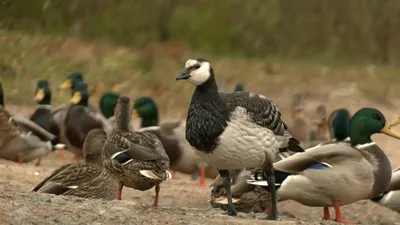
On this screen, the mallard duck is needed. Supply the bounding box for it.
[61,81,110,160]
[131,96,218,186]
[59,72,84,95]
[371,167,400,212]
[103,96,171,206]
[210,168,271,214]
[0,108,53,164]
[247,107,400,224]
[176,58,303,219]
[307,105,329,147]
[288,93,308,144]
[234,83,245,92]
[327,108,352,142]
[99,92,120,125]
[32,129,118,200]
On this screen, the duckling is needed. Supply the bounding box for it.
[247,107,400,224]
[289,93,308,144]
[0,108,53,164]
[62,81,110,159]
[371,167,400,212]
[102,96,171,206]
[32,129,118,200]
[131,96,218,186]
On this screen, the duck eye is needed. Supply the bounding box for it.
[193,64,201,69]
[372,114,381,121]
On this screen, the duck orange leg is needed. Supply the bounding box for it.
[333,201,357,224]
[35,157,42,167]
[196,167,206,187]
[117,182,123,200]
[73,154,82,162]
[171,171,177,179]
[265,208,271,215]
[57,148,68,160]
[323,207,331,220]
[153,184,160,206]
[17,156,23,165]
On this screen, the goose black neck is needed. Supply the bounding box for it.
[192,74,220,102]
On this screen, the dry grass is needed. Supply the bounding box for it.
[1,29,400,117]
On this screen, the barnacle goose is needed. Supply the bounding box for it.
[175,58,303,220]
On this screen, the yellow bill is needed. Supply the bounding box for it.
[381,123,400,139]
[34,88,45,101]
[389,116,400,128]
[70,92,82,104]
[60,80,72,89]
[131,109,138,121]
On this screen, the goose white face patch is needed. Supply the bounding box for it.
[185,59,211,86]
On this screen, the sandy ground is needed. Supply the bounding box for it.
[1,100,400,225]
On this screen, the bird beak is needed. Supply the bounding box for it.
[34,88,45,101]
[70,92,82,104]
[389,116,400,128]
[381,122,400,139]
[176,69,191,80]
[60,80,72,89]
[131,109,138,120]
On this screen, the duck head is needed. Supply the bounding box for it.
[350,108,400,146]
[70,81,89,106]
[332,108,351,141]
[132,97,159,127]
[60,72,84,95]
[34,80,52,105]
[99,92,120,119]
[234,83,245,92]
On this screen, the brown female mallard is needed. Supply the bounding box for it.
[32,129,117,200]
[102,96,171,206]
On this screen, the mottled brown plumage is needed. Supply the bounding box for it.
[102,96,171,206]
[32,129,117,200]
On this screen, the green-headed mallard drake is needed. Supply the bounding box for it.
[131,96,218,186]
[32,129,118,200]
[247,107,400,224]
[99,92,120,125]
[327,108,352,142]
[62,81,111,160]
[289,93,308,144]
[371,167,400,212]
[103,96,171,206]
[0,108,53,164]
[234,83,245,92]
[59,72,84,95]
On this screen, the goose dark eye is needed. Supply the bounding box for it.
[193,64,201,69]
[373,114,382,121]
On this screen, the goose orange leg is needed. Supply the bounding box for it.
[117,182,123,200]
[35,157,42,167]
[323,207,331,220]
[196,167,206,187]
[17,156,23,164]
[333,201,357,224]
[153,184,160,206]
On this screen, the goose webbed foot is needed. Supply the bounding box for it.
[218,169,237,216]
[261,156,278,221]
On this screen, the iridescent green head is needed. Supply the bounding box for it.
[234,83,245,92]
[34,80,52,105]
[70,81,89,106]
[60,72,84,95]
[0,82,3,108]
[132,97,159,127]
[332,108,351,141]
[350,108,400,145]
[99,92,120,118]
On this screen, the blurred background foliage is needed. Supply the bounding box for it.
[2,0,400,64]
